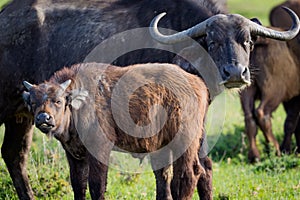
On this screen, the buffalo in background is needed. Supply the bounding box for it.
[240,0,300,162]
[0,0,299,199]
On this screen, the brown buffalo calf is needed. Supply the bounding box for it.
[23,62,211,200]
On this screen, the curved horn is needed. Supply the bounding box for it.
[23,81,33,90]
[249,7,300,40]
[149,12,214,44]
[60,79,72,91]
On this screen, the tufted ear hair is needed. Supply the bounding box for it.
[22,81,34,112]
[22,91,32,112]
[68,88,89,110]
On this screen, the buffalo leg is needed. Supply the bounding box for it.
[88,154,109,200]
[1,116,34,200]
[151,153,173,200]
[295,120,300,153]
[65,151,89,200]
[197,132,212,200]
[256,104,280,157]
[240,85,260,162]
[197,156,212,200]
[171,149,201,200]
[281,96,300,153]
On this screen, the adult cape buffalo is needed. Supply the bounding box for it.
[270,0,300,155]
[0,0,299,199]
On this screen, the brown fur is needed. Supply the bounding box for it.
[240,1,300,162]
[24,63,210,200]
[240,31,300,162]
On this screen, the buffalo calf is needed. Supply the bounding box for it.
[23,62,210,200]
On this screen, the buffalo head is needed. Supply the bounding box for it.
[150,7,300,88]
[22,80,86,136]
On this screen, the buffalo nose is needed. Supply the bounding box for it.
[36,112,52,124]
[222,64,249,82]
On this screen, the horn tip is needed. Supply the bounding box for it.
[23,81,33,90]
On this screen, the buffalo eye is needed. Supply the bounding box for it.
[31,103,36,108]
[53,99,62,107]
[208,41,216,51]
[249,40,254,51]
[243,40,254,51]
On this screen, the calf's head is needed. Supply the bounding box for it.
[22,80,83,136]
[150,7,300,88]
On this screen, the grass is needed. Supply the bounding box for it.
[0,0,9,9]
[228,0,284,25]
[1,92,299,200]
[1,0,300,199]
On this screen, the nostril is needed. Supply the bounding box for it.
[36,113,51,123]
[223,67,231,78]
[242,67,248,77]
[46,115,51,121]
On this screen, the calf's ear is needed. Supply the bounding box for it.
[22,81,33,112]
[69,89,89,110]
[22,91,31,112]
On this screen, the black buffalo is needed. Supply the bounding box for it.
[0,0,299,199]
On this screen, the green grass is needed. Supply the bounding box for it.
[0,0,10,9]
[1,0,300,199]
[228,0,284,25]
[1,92,299,200]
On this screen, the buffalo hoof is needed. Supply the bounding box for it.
[248,150,260,163]
[280,145,291,155]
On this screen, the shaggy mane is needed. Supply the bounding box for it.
[49,64,82,84]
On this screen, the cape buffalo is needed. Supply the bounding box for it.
[0,0,299,199]
[23,62,209,200]
[240,0,300,162]
[270,0,300,154]
[240,36,300,162]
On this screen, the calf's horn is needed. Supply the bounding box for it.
[60,79,72,91]
[23,81,33,90]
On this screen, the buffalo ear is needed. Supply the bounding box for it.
[22,91,31,112]
[250,18,262,42]
[69,89,89,110]
[250,18,262,25]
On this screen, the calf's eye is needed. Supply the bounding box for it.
[54,100,62,106]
